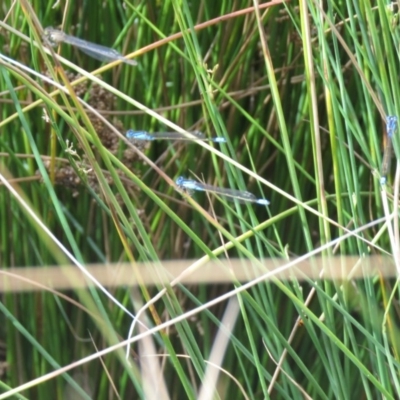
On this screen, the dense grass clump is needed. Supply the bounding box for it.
[0,1,399,399]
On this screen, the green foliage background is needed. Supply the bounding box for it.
[0,0,399,399]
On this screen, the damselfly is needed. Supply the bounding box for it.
[43,27,137,66]
[380,115,398,185]
[126,130,226,143]
[175,176,269,205]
